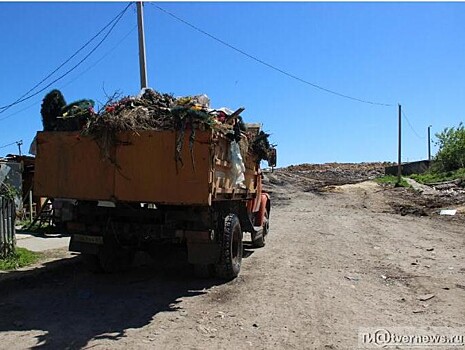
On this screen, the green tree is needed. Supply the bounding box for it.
[434,123,465,172]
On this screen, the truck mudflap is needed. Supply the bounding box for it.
[238,203,257,234]
[185,230,220,264]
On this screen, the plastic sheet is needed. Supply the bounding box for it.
[230,141,246,188]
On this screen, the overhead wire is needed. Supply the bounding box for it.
[0,2,134,114]
[0,100,40,123]
[402,109,425,140]
[0,2,134,115]
[60,25,138,89]
[0,141,18,149]
[152,4,393,107]
[0,24,138,123]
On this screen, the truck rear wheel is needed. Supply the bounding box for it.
[215,214,243,279]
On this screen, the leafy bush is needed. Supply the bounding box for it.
[434,123,465,172]
[0,182,19,200]
[375,175,410,188]
[410,168,465,184]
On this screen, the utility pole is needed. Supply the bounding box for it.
[16,140,23,156]
[137,1,148,89]
[427,125,432,161]
[397,104,402,185]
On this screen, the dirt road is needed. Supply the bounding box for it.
[0,170,464,349]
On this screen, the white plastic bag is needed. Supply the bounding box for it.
[194,94,210,108]
[230,141,246,188]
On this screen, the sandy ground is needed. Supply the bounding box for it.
[15,232,70,252]
[0,173,464,349]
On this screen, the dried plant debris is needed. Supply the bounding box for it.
[39,88,274,164]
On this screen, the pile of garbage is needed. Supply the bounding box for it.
[284,162,390,185]
[415,178,465,207]
[83,90,218,138]
[39,88,274,164]
[263,162,391,197]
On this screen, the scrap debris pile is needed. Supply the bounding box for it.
[263,162,390,194]
[40,88,273,163]
[387,178,465,218]
[283,162,391,186]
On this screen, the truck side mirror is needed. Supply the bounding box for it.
[268,147,277,168]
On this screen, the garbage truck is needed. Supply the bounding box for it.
[33,92,276,279]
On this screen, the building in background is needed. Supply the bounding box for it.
[0,155,36,213]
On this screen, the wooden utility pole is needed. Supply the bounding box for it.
[16,140,23,156]
[137,1,148,89]
[397,104,402,184]
[428,125,432,161]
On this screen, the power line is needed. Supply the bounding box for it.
[0,2,134,114]
[0,3,131,113]
[152,4,393,107]
[0,24,138,124]
[402,109,425,140]
[0,100,41,123]
[0,141,17,149]
[61,25,138,89]
[0,2,134,115]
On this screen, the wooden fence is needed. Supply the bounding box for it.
[0,196,16,258]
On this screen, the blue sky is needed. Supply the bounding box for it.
[1,2,465,166]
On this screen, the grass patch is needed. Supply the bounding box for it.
[409,168,465,184]
[0,248,41,271]
[375,175,410,188]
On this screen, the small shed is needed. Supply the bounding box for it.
[0,155,36,211]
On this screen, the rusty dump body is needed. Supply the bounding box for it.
[35,129,260,205]
[34,126,270,277]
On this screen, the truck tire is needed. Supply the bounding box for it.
[215,214,243,279]
[252,209,269,248]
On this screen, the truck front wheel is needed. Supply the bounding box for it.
[252,208,269,248]
[215,214,243,279]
